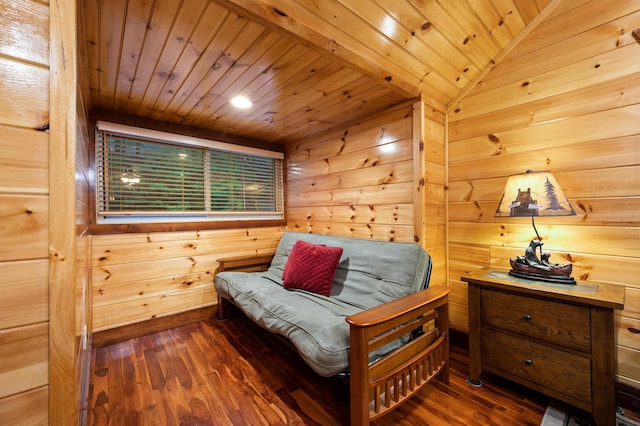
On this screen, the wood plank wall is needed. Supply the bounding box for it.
[284,100,448,286]
[0,0,50,423]
[285,103,418,242]
[447,0,639,387]
[418,99,448,287]
[91,227,284,331]
[0,0,91,422]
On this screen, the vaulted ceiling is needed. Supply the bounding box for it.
[82,0,554,144]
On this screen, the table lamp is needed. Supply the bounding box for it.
[495,170,576,284]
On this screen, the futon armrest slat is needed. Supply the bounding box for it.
[347,286,450,425]
[346,286,450,332]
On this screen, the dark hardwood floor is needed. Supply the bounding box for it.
[88,305,551,425]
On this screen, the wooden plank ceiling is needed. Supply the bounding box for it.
[83,0,552,144]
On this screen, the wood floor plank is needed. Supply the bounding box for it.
[152,333,176,385]
[163,338,217,425]
[150,385,180,426]
[143,348,165,390]
[139,403,163,426]
[290,388,342,426]
[88,305,549,425]
[134,357,155,411]
[165,375,203,425]
[122,342,144,425]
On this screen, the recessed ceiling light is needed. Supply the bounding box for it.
[230,96,253,109]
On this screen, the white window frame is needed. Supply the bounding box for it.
[95,121,284,224]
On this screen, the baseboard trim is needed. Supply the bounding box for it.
[92,305,217,348]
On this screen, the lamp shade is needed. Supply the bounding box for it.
[495,170,575,218]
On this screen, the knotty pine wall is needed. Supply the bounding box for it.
[0,0,51,423]
[0,0,90,423]
[285,99,448,287]
[418,100,448,288]
[447,0,639,387]
[91,227,284,332]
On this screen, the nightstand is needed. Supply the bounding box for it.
[462,269,625,426]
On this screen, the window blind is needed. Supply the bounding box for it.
[96,124,284,222]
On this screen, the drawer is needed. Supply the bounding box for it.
[481,328,591,405]
[481,289,591,352]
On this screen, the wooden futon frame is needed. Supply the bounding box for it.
[216,254,450,425]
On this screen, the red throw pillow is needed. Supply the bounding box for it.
[282,240,343,297]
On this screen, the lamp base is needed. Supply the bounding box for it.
[508,268,576,285]
[509,243,576,285]
[508,240,577,284]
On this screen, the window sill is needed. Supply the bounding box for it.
[89,218,287,235]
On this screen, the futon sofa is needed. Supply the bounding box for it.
[214,232,450,425]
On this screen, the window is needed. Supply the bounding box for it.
[96,122,284,223]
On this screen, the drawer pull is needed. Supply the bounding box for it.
[523,314,532,321]
[524,359,533,366]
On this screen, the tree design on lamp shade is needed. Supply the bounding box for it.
[544,177,565,212]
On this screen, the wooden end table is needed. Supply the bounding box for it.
[462,269,625,426]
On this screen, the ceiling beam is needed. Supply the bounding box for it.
[212,0,421,98]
